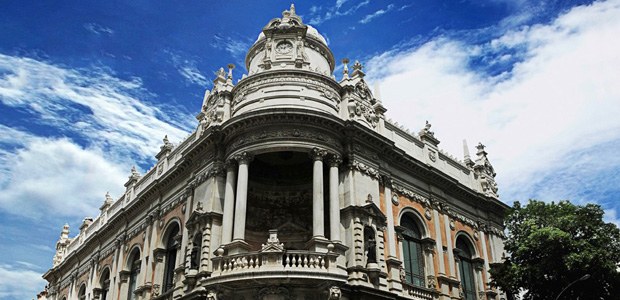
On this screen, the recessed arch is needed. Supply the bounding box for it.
[160,218,182,248]
[162,221,181,293]
[397,207,429,238]
[399,211,426,287]
[455,231,478,258]
[77,283,86,300]
[455,233,478,300]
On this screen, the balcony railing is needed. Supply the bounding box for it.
[213,250,336,274]
[209,230,347,284]
[401,282,435,300]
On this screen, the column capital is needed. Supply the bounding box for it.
[381,174,393,188]
[328,154,342,167]
[224,159,237,171]
[310,147,328,161]
[233,152,253,165]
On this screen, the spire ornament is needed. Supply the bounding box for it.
[473,142,498,198]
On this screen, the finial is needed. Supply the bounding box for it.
[105,191,113,201]
[290,3,296,15]
[130,166,140,178]
[351,60,365,78]
[342,58,350,79]
[216,67,226,79]
[476,142,487,156]
[352,60,363,71]
[463,139,471,160]
[227,64,235,79]
[373,83,382,102]
[163,135,169,145]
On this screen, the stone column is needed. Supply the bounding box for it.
[383,177,397,258]
[479,230,491,291]
[220,160,237,245]
[232,152,252,241]
[328,154,342,242]
[444,215,456,278]
[310,148,327,238]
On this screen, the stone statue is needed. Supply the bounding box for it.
[366,236,377,264]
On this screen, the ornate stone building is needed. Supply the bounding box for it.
[41,5,508,300]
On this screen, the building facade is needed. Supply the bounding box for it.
[41,5,508,300]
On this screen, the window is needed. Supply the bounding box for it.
[163,224,180,293]
[78,284,86,300]
[127,250,141,300]
[100,268,110,300]
[401,215,425,287]
[456,237,477,300]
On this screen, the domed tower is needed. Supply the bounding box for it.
[198,4,345,132]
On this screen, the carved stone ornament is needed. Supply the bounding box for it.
[474,231,479,240]
[328,286,342,300]
[399,266,406,282]
[234,152,254,165]
[260,230,284,252]
[449,219,456,230]
[427,275,437,289]
[425,208,432,220]
[258,286,290,300]
[328,154,342,167]
[391,194,399,205]
[206,290,218,300]
[310,147,328,161]
[275,41,293,55]
[428,150,437,162]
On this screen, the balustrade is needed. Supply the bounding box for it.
[212,250,338,275]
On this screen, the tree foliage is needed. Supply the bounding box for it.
[490,200,620,300]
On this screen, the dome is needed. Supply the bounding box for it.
[254,25,327,46]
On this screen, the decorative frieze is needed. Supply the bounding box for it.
[348,160,380,179]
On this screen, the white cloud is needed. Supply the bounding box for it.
[210,34,252,60]
[83,23,114,35]
[166,50,209,86]
[308,0,370,25]
[360,4,395,24]
[367,0,620,211]
[0,54,193,163]
[0,263,47,300]
[0,129,127,219]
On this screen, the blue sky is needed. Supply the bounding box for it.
[1,0,619,298]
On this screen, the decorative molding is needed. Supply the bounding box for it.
[349,160,380,179]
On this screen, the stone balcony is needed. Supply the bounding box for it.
[205,230,348,287]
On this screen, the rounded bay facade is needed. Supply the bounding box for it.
[41,5,509,300]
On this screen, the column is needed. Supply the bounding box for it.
[444,215,456,277]
[479,231,491,291]
[383,177,397,258]
[232,152,252,241]
[220,160,237,245]
[433,209,446,274]
[328,154,342,242]
[310,148,327,238]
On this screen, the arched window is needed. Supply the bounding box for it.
[456,236,477,300]
[401,214,425,287]
[190,233,202,270]
[100,268,110,300]
[78,284,86,300]
[163,223,180,293]
[127,249,141,300]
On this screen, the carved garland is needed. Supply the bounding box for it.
[391,183,505,237]
[228,127,339,151]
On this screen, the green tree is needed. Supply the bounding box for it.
[490,200,620,300]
